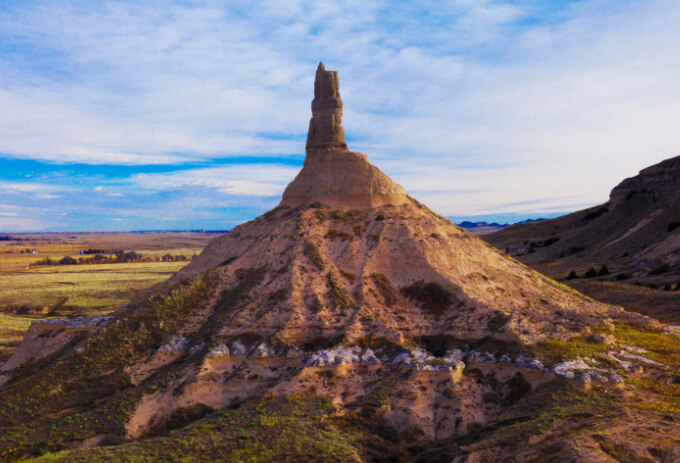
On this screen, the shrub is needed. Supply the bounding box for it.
[566,271,579,280]
[543,237,559,247]
[338,269,356,283]
[313,208,327,222]
[598,266,610,276]
[327,272,354,310]
[615,273,632,281]
[30,250,180,266]
[325,229,349,240]
[668,221,680,232]
[401,281,453,315]
[584,268,598,278]
[59,256,78,265]
[371,273,399,307]
[559,246,585,258]
[649,264,669,276]
[304,240,324,270]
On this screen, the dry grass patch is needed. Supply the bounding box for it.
[304,240,325,270]
[371,273,399,307]
[327,272,354,311]
[0,262,187,315]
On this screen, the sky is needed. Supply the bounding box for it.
[1,0,679,232]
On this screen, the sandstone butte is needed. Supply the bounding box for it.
[0,63,675,463]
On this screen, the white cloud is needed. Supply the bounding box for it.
[0,215,48,232]
[130,164,300,197]
[0,0,679,219]
[0,181,66,194]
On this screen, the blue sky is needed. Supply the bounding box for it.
[1,0,679,231]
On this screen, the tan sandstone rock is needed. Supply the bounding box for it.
[281,62,409,209]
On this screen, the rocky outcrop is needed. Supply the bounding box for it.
[280,62,409,209]
[609,155,680,206]
[306,62,346,152]
[280,149,410,209]
[178,337,637,383]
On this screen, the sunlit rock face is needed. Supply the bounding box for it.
[281,62,409,209]
[305,62,347,151]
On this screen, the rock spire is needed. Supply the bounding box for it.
[280,63,409,209]
[306,62,347,151]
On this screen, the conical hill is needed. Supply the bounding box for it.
[0,63,662,461]
[164,62,624,347]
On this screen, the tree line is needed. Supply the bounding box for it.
[32,250,194,266]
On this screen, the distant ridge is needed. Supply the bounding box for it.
[485,155,680,321]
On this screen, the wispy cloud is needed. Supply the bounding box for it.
[129,164,299,196]
[0,0,679,230]
[0,180,67,195]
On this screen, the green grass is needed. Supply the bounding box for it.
[532,322,680,367]
[27,395,379,463]
[0,272,220,460]
[531,322,680,415]
[608,323,680,370]
[607,323,680,414]
[533,336,611,366]
[568,279,680,324]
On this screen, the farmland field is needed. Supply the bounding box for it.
[0,232,220,363]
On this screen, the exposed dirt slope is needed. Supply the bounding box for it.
[165,199,620,347]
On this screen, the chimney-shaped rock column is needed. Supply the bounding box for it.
[306,62,347,152]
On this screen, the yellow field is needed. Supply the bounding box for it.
[0,313,32,362]
[0,261,188,313]
[0,231,219,363]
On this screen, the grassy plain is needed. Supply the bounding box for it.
[0,232,219,363]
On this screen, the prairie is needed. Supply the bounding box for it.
[0,232,219,363]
